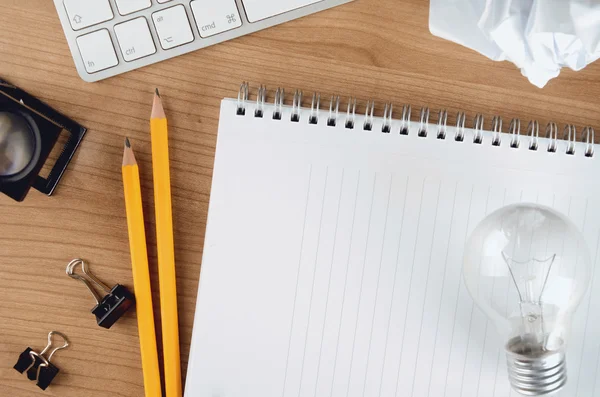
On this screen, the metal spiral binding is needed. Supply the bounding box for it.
[255,85,266,118]
[309,93,320,125]
[363,100,374,131]
[382,103,393,133]
[455,112,466,141]
[346,98,357,129]
[546,122,558,152]
[273,88,284,120]
[400,105,411,135]
[418,107,430,137]
[236,84,596,157]
[237,82,249,115]
[564,124,576,155]
[509,119,521,148]
[491,116,502,146]
[328,96,340,127]
[437,109,448,139]
[584,127,595,157]
[291,90,302,122]
[473,114,484,144]
[528,120,539,151]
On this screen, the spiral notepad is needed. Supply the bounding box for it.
[185,84,600,397]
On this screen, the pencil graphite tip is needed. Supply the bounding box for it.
[151,89,166,119]
[122,137,137,166]
[155,88,160,98]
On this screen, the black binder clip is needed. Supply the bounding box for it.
[14,331,69,390]
[66,258,135,329]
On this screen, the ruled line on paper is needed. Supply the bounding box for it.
[282,165,313,397]
[567,197,589,394]
[361,174,393,397]
[459,186,492,397]
[298,167,330,396]
[377,176,410,397]
[394,179,426,397]
[313,169,345,397]
[425,181,459,397]
[408,181,442,397]
[575,228,600,396]
[443,184,475,397]
[345,173,378,397]
[477,188,508,397]
[330,171,362,397]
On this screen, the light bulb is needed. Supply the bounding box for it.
[463,203,592,396]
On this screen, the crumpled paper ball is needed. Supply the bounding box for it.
[429,0,600,88]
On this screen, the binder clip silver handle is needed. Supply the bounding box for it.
[39,331,69,363]
[66,258,112,304]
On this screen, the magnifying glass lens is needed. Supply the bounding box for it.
[0,111,35,177]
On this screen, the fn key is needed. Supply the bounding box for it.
[77,29,119,73]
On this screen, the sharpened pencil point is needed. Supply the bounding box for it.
[151,90,166,119]
[155,88,160,98]
[123,138,137,166]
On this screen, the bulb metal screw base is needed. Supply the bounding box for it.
[505,337,567,396]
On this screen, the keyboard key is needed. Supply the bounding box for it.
[76,29,118,73]
[191,0,242,38]
[114,18,156,62]
[157,0,173,3]
[241,0,323,23]
[64,0,114,31]
[115,0,151,16]
[152,5,194,50]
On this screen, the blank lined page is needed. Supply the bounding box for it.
[184,99,600,397]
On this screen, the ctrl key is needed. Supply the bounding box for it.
[76,29,119,74]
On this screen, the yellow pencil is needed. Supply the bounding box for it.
[150,89,182,397]
[122,138,162,397]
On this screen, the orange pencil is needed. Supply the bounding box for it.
[150,90,182,397]
[122,138,162,397]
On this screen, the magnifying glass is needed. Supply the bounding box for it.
[0,111,41,182]
[0,78,86,201]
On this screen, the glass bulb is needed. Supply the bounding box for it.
[463,203,592,396]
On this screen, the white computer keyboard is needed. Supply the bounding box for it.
[53,0,353,83]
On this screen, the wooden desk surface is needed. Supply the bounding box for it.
[1,0,600,395]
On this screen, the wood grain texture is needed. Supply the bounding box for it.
[1,0,600,396]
